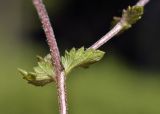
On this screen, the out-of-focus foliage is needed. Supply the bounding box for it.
[1,48,160,114]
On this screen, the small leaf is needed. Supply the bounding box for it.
[61,47,105,74]
[122,6,144,29]
[18,54,54,86]
[112,6,144,30]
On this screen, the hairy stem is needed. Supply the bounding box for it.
[90,0,150,50]
[32,0,67,114]
[56,71,68,114]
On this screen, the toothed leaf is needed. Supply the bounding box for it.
[18,54,54,86]
[61,47,105,74]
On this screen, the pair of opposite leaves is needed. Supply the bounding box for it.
[19,47,105,86]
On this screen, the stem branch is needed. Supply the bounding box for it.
[90,0,150,50]
[32,0,67,114]
[32,0,150,114]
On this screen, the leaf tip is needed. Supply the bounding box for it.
[18,68,28,76]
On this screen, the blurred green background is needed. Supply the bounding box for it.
[0,0,160,114]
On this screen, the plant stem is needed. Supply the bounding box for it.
[31,0,150,114]
[32,0,67,114]
[136,0,150,6]
[90,0,150,50]
[90,22,123,50]
[56,71,68,114]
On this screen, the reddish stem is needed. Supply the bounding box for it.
[90,0,150,50]
[32,0,68,114]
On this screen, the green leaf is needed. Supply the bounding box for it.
[112,6,144,30]
[18,47,105,86]
[61,47,105,74]
[122,6,144,29]
[18,54,54,86]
